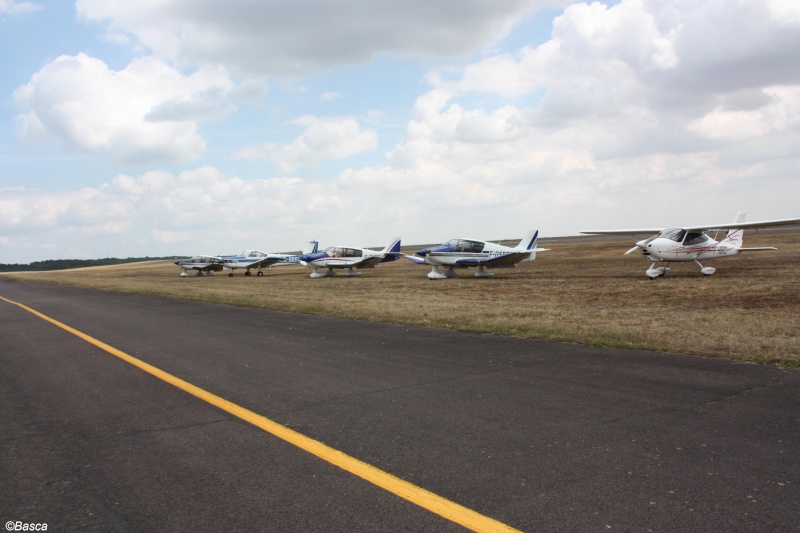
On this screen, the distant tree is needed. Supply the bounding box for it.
[0,257,177,272]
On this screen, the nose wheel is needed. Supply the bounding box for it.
[646,264,671,279]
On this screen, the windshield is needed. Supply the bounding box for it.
[443,239,484,253]
[324,247,363,258]
[683,232,710,246]
[659,228,686,242]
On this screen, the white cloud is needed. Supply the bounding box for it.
[237,116,379,171]
[75,0,550,76]
[5,0,800,264]
[0,168,334,261]
[12,54,258,164]
[0,0,41,14]
[689,86,800,140]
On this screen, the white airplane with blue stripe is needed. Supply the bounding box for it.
[298,237,401,278]
[219,240,319,277]
[406,230,548,279]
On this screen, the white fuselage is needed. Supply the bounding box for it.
[174,255,223,276]
[637,230,738,262]
[302,246,382,269]
[221,250,303,270]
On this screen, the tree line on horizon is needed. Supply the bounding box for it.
[0,257,177,272]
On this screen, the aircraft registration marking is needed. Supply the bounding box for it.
[0,295,521,533]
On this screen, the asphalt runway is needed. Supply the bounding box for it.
[1,279,798,532]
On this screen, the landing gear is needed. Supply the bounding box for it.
[428,266,447,280]
[427,266,458,279]
[344,267,361,277]
[310,267,336,278]
[646,261,716,278]
[646,264,671,279]
[696,260,716,277]
[474,265,494,277]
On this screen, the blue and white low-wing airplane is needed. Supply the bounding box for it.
[581,211,800,278]
[174,255,225,277]
[405,230,548,279]
[219,241,319,277]
[298,237,401,278]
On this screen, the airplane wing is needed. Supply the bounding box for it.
[582,216,800,235]
[316,256,384,269]
[689,217,800,232]
[349,256,384,269]
[455,251,532,266]
[245,256,286,269]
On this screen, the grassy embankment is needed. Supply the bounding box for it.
[3,233,798,367]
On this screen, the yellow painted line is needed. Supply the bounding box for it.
[1,295,521,533]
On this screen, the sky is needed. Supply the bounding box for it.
[1,0,799,263]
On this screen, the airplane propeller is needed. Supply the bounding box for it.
[624,245,640,255]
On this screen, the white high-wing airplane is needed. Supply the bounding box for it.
[405,230,548,279]
[174,255,225,277]
[298,237,402,278]
[219,241,319,277]
[581,211,800,278]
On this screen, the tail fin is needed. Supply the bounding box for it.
[303,240,319,254]
[515,229,550,262]
[515,230,539,251]
[726,211,746,246]
[380,236,401,263]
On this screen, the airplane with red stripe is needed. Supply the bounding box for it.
[581,211,800,278]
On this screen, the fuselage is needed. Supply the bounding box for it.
[415,238,530,267]
[174,255,224,276]
[637,229,738,262]
[299,246,382,268]
[220,250,303,269]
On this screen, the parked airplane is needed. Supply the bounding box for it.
[298,237,401,278]
[174,255,225,277]
[219,241,319,277]
[581,211,800,278]
[405,230,548,279]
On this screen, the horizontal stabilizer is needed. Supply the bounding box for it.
[403,254,426,265]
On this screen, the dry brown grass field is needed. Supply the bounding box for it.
[3,232,798,367]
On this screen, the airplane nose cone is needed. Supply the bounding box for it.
[625,240,649,255]
[416,248,430,257]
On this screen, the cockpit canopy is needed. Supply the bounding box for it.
[187,256,217,264]
[243,250,267,258]
[443,239,485,253]
[658,229,711,245]
[659,228,686,242]
[325,247,363,258]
